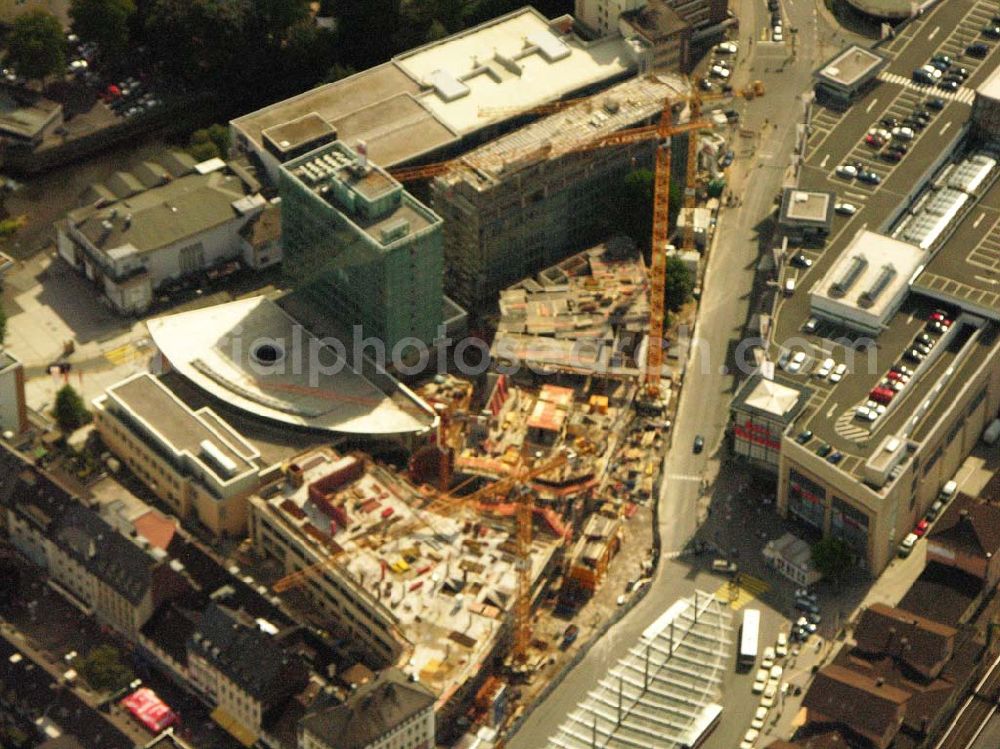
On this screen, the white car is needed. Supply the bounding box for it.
[770,664,784,681]
[921,64,943,80]
[866,400,887,416]
[856,405,876,422]
[830,363,848,383]
[773,30,784,42]
[761,646,776,669]
[776,632,788,658]
[751,705,769,730]
[816,357,834,378]
[899,532,919,557]
[868,127,892,141]
[752,668,768,693]
[761,681,777,707]
[741,728,760,749]
[785,351,807,374]
[797,616,818,634]
[716,41,739,54]
[710,64,731,79]
[892,126,916,141]
[835,201,857,215]
[836,164,858,179]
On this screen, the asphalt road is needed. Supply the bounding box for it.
[505,1,862,747]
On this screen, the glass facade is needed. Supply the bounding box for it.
[279,143,445,350]
[830,497,869,557]
[788,469,826,530]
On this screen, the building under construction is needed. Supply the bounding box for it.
[247,447,562,742]
[431,74,688,308]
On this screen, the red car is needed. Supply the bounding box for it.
[915,519,930,536]
[865,134,885,148]
[929,310,951,323]
[870,386,895,404]
[886,371,910,383]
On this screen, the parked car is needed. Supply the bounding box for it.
[693,435,705,453]
[562,624,579,647]
[915,519,930,537]
[783,350,807,373]
[741,729,760,749]
[926,97,946,110]
[899,532,918,557]
[835,202,857,215]
[827,451,844,465]
[762,646,776,669]
[881,116,899,128]
[829,363,847,382]
[939,79,960,91]
[984,24,1000,38]
[751,705,769,730]
[836,164,858,179]
[803,317,819,334]
[816,443,833,457]
[856,405,877,422]
[882,149,903,163]
[858,170,881,185]
[816,357,834,378]
[795,598,819,614]
[710,64,731,79]
[719,149,735,168]
[905,348,926,363]
[892,126,915,141]
[791,253,812,268]
[761,682,777,708]
[966,43,989,59]
[716,41,738,54]
[776,633,788,657]
[926,499,944,521]
[752,668,769,693]
[795,429,813,444]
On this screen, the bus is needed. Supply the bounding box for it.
[738,608,761,670]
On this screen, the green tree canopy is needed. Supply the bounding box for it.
[69,0,136,63]
[664,256,695,313]
[54,384,89,432]
[77,645,133,692]
[811,537,854,585]
[6,10,66,83]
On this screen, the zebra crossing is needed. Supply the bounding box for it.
[834,408,872,442]
[714,573,771,610]
[877,71,976,105]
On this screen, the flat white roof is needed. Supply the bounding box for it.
[977,62,1000,102]
[231,7,638,168]
[743,378,802,417]
[394,8,632,135]
[146,297,436,435]
[810,230,927,328]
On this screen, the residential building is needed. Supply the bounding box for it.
[279,141,447,350]
[431,74,687,307]
[248,447,560,742]
[93,373,267,536]
[925,493,1000,591]
[0,96,63,147]
[619,0,692,72]
[56,155,278,314]
[299,668,435,749]
[802,664,909,749]
[763,532,821,587]
[0,348,28,435]
[231,7,646,185]
[577,0,728,39]
[187,602,309,745]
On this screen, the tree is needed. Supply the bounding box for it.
[54,384,89,432]
[664,256,695,313]
[6,10,65,83]
[811,537,854,585]
[69,0,135,63]
[77,645,133,692]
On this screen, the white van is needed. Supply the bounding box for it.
[939,480,957,502]
[784,277,796,296]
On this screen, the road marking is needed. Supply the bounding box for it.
[845,191,867,200]
[940,121,952,136]
[974,211,986,228]
[820,154,829,168]
[928,25,939,40]
[666,474,703,482]
[866,98,879,113]
[826,402,839,418]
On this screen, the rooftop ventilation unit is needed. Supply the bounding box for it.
[858,263,897,308]
[380,218,411,243]
[200,439,238,478]
[830,255,868,298]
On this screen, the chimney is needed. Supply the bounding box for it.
[288,463,304,488]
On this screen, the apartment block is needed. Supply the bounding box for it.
[431,75,687,308]
[0,348,27,436]
[299,668,435,749]
[187,602,309,744]
[93,373,266,537]
[279,141,446,350]
[577,0,727,38]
